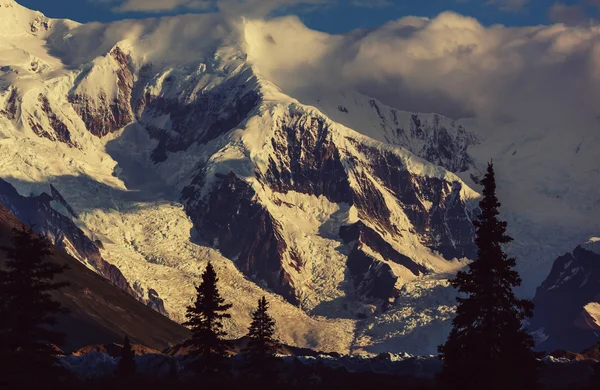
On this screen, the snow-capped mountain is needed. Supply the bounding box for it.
[531,239,600,352]
[0,0,598,355]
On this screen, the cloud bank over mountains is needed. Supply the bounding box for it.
[80,0,600,126]
[243,12,600,126]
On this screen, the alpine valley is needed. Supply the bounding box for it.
[0,0,599,355]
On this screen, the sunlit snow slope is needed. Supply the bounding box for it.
[0,0,598,355]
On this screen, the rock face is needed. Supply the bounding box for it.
[320,96,478,174]
[0,88,17,119]
[183,171,299,304]
[36,94,78,148]
[69,47,134,138]
[531,245,600,352]
[134,68,261,162]
[264,114,353,204]
[340,221,429,302]
[353,142,476,260]
[182,106,477,307]
[394,113,476,173]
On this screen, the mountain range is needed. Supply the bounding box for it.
[0,0,599,354]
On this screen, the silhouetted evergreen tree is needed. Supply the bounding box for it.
[243,296,279,375]
[116,335,136,378]
[0,226,69,386]
[438,163,538,390]
[183,262,232,373]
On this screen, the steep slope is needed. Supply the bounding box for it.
[530,239,600,352]
[0,203,189,352]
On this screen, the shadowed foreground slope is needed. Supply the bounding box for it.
[0,204,190,352]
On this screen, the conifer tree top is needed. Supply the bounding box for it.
[183,261,232,372]
[437,162,538,390]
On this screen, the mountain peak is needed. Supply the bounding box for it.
[0,0,50,37]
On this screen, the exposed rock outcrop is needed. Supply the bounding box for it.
[183,171,298,304]
[181,107,475,307]
[134,69,260,162]
[0,88,18,119]
[38,94,78,148]
[368,99,476,173]
[69,47,134,137]
[340,221,429,303]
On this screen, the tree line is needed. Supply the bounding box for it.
[0,224,279,387]
[0,163,598,389]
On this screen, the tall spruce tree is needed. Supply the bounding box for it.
[243,296,279,374]
[183,262,232,373]
[0,226,69,385]
[438,163,538,390]
[116,335,137,378]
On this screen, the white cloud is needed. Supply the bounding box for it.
[59,7,600,127]
[244,11,600,124]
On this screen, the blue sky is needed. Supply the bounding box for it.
[17,0,600,32]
